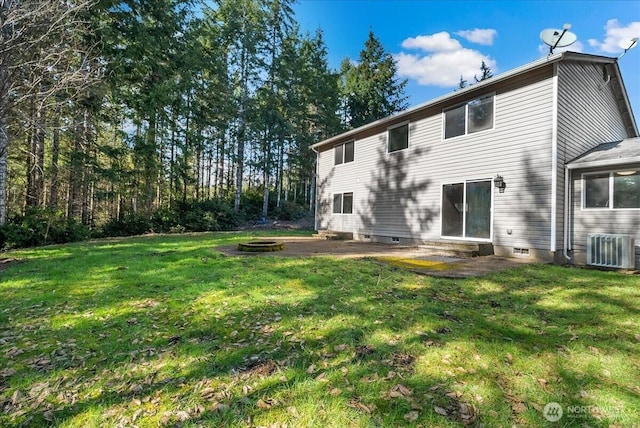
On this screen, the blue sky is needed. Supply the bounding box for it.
[293,0,640,120]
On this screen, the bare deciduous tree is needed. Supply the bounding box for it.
[0,0,97,224]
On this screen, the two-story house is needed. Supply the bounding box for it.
[312,52,639,269]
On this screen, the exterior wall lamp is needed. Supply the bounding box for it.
[494,174,506,193]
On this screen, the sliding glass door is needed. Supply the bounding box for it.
[441,180,492,240]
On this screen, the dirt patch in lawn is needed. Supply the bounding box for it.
[216,236,535,278]
[0,258,19,272]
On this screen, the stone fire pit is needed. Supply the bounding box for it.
[237,240,285,252]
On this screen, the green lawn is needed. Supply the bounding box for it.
[1,232,638,427]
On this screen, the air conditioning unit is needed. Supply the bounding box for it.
[587,234,635,269]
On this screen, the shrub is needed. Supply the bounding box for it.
[151,208,180,233]
[239,189,265,221]
[177,200,241,232]
[0,209,90,250]
[274,200,308,221]
[99,214,153,237]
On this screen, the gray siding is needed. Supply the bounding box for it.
[556,61,630,250]
[570,168,640,269]
[317,65,557,251]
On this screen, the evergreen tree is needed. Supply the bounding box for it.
[458,75,468,89]
[339,30,408,129]
[474,61,493,83]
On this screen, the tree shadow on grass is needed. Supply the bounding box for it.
[0,242,639,426]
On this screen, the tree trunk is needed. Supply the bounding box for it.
[234,121,245,212]
[0,117,8,225]
[81,111,91,225]
[276,140,284,208]
[145,113,157,216]
[262,170,269,218]
[68,110,84,219]
[49,104,61,208]
[25,98,36,207]
[34,98,46,207]
[206,146,212,200]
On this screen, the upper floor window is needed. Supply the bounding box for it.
[444,94,494,139]
[388,123,409,153]
[334,141,354,165]
[584,170,640,209]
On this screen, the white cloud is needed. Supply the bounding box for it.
[455,28,498,45]
[396,32,496,87]
[395,49,497,87]
[588,19,640,53]
[401,32,462,52]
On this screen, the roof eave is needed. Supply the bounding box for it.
[609,61,639,137]
[567,157,640,170]
[311,52,622,150]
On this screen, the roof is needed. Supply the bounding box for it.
[312,52,638,151]
[566,137,640,170]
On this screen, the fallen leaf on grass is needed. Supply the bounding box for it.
[404,410,419,421]
[1,368,17,377]
[446,390,463,399]
[329,388,342,396]
[459,402,478,425]
[11,390,24,405]
[511,402,527,414]
[257,398,276,409]
[175,410,190,421]
[434,406,448,416]
[306,364,316,374]
[588,346,600,355]
[200,387,217,400]
[212,402,229,412]
[389,384,413,398]
[347,399,375,414]
[5,347,24,358]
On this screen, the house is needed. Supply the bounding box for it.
[311,52,640,269]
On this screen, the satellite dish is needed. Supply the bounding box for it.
[618,37,639,59]
[618,37,639,50]
[540,24,577,54]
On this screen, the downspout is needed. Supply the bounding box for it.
[563,166,572,261]
[311,146,319,231]
[550,63,559,254]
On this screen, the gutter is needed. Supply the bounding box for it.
[563,166,572,260]
[311,145,319,231]
[566,157,640,170]
[550,64,559,253]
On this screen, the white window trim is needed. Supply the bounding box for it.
[442,93,496,141]
[439,178,494,242]
[332,191,355,215]
[581,170,640,211]
[386,121,410,154]
[334,140,355,166]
